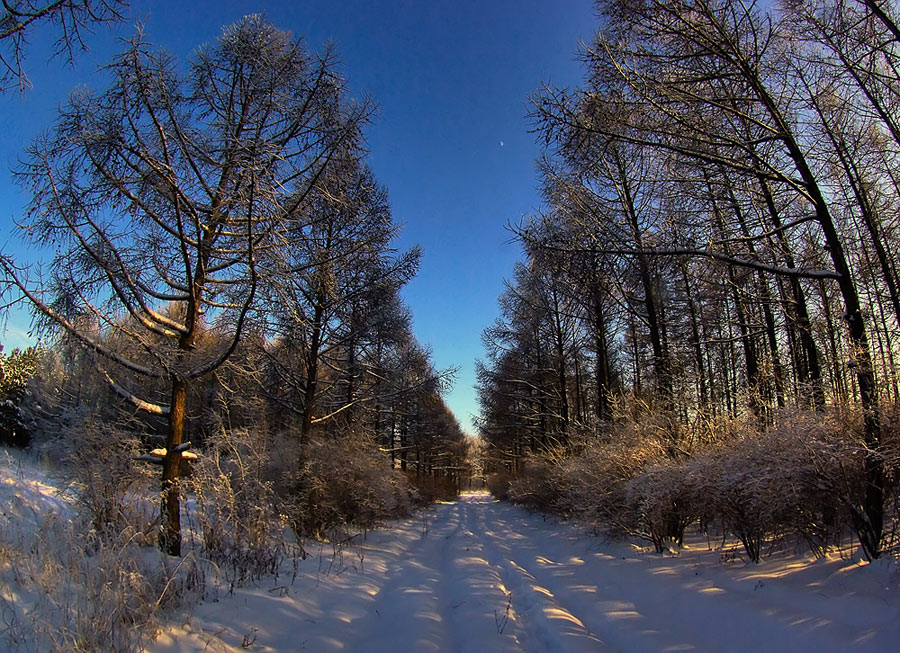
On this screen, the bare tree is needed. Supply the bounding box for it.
[0,0,126,91]
[1,15,368,555]
[530,0,894,558]
[262,149,420,444]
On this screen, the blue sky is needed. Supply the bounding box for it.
[0,0,596,434]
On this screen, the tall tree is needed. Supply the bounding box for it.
[1,15,368,555]
[262,149,419,444]
[529,0,897,557]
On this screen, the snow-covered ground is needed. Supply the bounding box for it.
[2,449,898,652]
[154,493,900,652]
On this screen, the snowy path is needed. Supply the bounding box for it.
[154,492,900,652]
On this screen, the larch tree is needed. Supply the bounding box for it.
[262,148,420,444]
[0,15,368,555]
[520,0,900,558]
[0,0,127,91]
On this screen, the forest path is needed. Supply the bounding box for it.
[153,492,900,652]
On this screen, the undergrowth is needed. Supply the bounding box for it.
[0,422,441,651]
[489,407,900,562]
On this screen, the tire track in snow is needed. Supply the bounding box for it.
[474,499,881,652]
[344,502,462,652]
[465,494,609,652]
[479,500,783,651]
[347,499,520,652]
[474,502,671,651]
[434,500,521,653]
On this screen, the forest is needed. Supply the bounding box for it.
[479,0,900,563]
[0,5,469,640]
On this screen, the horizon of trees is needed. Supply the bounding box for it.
[0,14,468,556]
[477,0,900,560]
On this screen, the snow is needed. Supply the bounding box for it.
[148,448,199,460]
[0,447,71,530]
[2,450,898,652]
[153,493,900,652]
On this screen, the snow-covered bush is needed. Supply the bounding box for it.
[558,421,669,535]
[624,458,696,552]
[492,414,689,548]
[70,421,156,540]
[495,407,875,561]
[0,453,203,652]
[678,410,866,561]
[27,413,157,542]
[690,445,777,562]
[281,433,415,538]
[187,427,287,584]
[485,470,515,500]
[507,453,568,514]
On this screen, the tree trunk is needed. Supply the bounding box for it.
[301,300,325,444]
[681,265,708,412]
[725,179,786,409]
[160,377,186,557]
[551,288,570,435]
[592,273,613,421]
[753,168,826,408]
[776,118,884,557]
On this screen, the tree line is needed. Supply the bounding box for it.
[478,0,900,560]
[0,15,468,556]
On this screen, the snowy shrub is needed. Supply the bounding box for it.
[54,418,156,540]
[0,486,203,651]
[187,427,287,584]
[690,445,775,562]
[683,410,865,561]
[624,459,696,552]
[558,424,669,535]
[485,471,515,500]
[488,407,879,561]
[507,453,568,514]
[778,410,869,556]
[281,433,415,538]
[602,409,871,560]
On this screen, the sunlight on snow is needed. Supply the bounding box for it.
[543,607,586,628]
[606,610,642,620]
